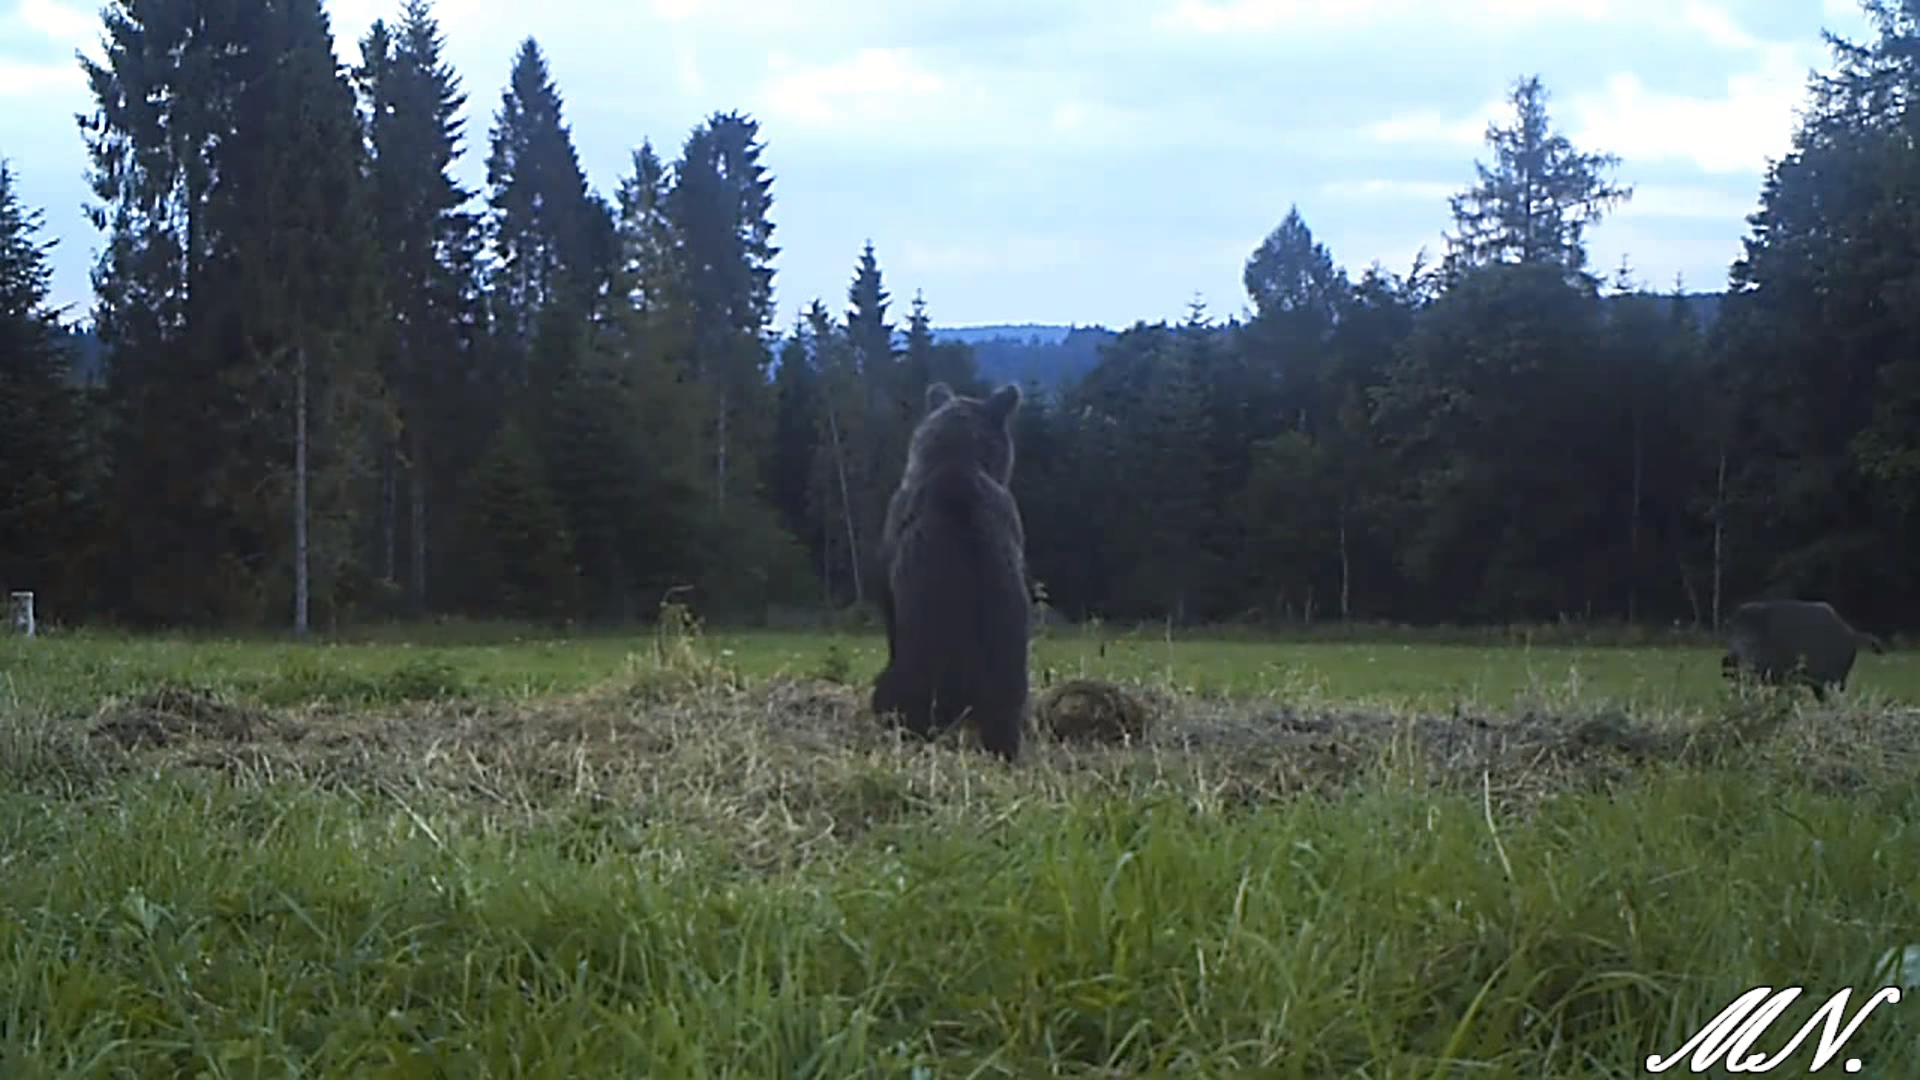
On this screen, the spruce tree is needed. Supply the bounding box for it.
[0,159,89,612]
[356,0,477,611]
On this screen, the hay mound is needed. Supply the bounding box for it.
[1034,678,1154,746]
[90,684,272,750]
[759,676,871,751]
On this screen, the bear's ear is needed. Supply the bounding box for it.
[985,383,1021,424]
[925,382,955,412]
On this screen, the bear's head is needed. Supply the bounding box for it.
[907,381,1022,486]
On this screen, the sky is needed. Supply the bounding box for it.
[0,0,1882,331]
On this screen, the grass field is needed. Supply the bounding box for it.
[3,618,1919,1076]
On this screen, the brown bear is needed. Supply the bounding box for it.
[870,381,1030,761]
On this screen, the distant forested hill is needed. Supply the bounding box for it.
[930,324,1119,391]
[920,290,1722,394]
[928,323,1078,346]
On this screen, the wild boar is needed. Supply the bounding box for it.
[1720,598,1885,701]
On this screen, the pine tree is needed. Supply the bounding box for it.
[355,0,477,612]
[81,0,250,623]
[901,291,935,394]
[0,159,89,612]
[806,301,867,603]
[1243,205,1343,325]
[614,140,688,335]
[845,239,895,376]
[219,0,382,636]
[480,35,621,614]
[843,241,909,579]
[1444,75,1632,286]
[484,36,607,350]
[669,110,779,508]
[770,319,823,559]
[462,418,578,618]
[540,144,710,619]
[79,0,378,629]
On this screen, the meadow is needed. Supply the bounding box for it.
[2,615,1919,1077]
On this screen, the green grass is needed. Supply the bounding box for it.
[2,622,1919,1076]
[10,623,1919,717]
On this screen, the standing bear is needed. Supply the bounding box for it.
[870,381,1031,761]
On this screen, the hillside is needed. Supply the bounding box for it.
[929,323,1079,346]
[928,289,1724,392]
[933,324,1119,390]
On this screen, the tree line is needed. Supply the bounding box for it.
[2,0,1918,636]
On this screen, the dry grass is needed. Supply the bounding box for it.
[1033,678,1155,745]
[46,638,1920,874]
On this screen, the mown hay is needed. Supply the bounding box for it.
[40,666,1920,870]
[90,683,275,749]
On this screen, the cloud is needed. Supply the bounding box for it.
[1157,0,1627,35]
[1567,62,1811,174]
[606,0,822,39]
[670,40,703,96]
[1155,0,1391,34]
[1364,99,1508,148]
[14,0,93,45]
[321,0,483,44]
[1620,183,1760,220]
[0,59,72,98]
[1679,1,1759,50]
[639,0,1120,55]
[750,46,1155,152]
[1570,8,1822,173]
[1317,178,1459,202]
[1044,98,1142,143]
[756,47,952,131]
[898,234,1072,274]
[1360,7,1820,175]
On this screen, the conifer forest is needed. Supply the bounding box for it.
[5,0,1920,640]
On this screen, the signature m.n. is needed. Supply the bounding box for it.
[1645,985,1901,1074]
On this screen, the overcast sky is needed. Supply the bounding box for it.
[0,0,1879,330]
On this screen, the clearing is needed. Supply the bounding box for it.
[1,620,1917,1076]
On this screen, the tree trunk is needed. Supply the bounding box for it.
[825,401,863,604]
[1678,553,1701,627]
[408,421,428,613]
[1627,409,1642,623]
[381,436,397,584]
[294,345,311,640]
[715,388,730,510]
[1337,499,1352,620]
[1710,449,1727,630]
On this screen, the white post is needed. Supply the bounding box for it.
[7,591,34,638]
